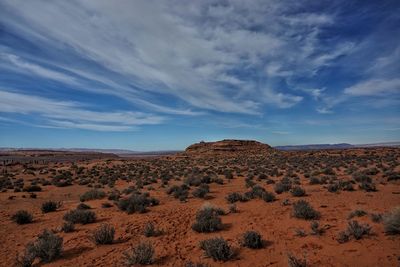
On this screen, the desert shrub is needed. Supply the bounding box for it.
[359,182,377,192]
[245,178,256,188]
[184,176,202,186]
[118,193,159,214]
[295,228,307,237]
[226,192,244,203]
[292,200,320,220]
[327,183,340,193]
[80,189,106,202]
[287,253,307,267]
[200,237,234,262]
[383,207,400,234]
[261,191,276,202]
[77,203,91,210]
[274,182,291,194]
[61,221,75,233]
[91,224,115,245]
[386,171,400,181]
[370,213,383,223]
[192,184,209,199]
[167,184,189,201]
[192,204,223,233]
[290,186,306,197]
[124,242,154,265]
[108,190,121,201]
[310,221,324,235]
[347,220,371,240]
[339,180,354,191]
[229,204,237,213]
[12,210,33,224]
[15,246,35,267]
[18,230,63,264]
[242,231,263,249]
[212,177,224,185]
[247,185,266,198]
[102,202,113,208]
[24,185,42,192]
[224,170,233,179]
[41,201,60,213]
[63,209,96,224]
[309,177,320,185]
[348,209,367,219]
[143,222,161,237]
[337,231,350,243]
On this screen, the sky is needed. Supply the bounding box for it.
[0,0,399,151]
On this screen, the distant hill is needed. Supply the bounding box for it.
[275,142,400,151]
[185,139,274,155]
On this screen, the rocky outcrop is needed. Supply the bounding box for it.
[185,139,273,155]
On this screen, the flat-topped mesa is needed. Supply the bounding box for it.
[185,139,274,155]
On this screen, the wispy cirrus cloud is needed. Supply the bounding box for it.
[0,0,350,116]
[344,79,400,96]
[0,90,164,131]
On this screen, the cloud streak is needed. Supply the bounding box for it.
[0,0,350,115]
[0,90,164,131]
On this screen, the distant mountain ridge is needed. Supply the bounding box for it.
[1,141,399,154]
[275,142,400,151]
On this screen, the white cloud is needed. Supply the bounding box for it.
[0,90,164,131]
[0,0,344,114]
[1,53,78,85]
[344,79,400,96]
[316,107,333,114]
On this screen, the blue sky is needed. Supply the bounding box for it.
[0,0,399,151]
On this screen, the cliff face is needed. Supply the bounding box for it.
[185,139,273,155]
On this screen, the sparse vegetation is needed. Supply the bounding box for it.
[200,237,234,261]
[16,229,63,265]
[287,253,307,267]
[12,210,33,224]
[192,203,223,233]
[242,230,263,249]
[41,201,60,213]
[63,209,96,224]
[143,222,161,237]
[292,200,320,220]
[118,193,159,214]
[91,224,115,244]
[124,242,155,265]
[62,221,75,233]
[383,207,400,234]
[290,186,306,197]
[80,189,106,202]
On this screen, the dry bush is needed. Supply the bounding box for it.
[41,201,60,213]
[290,186,306,197]
[91,224,115,244]
[292,200,320,220]
[124,242,154,265]
[61,221,75,233]
[192,203,223,233]
[200,237,234,262]
[12,210,33,225]
[16,229,63,265]
[118,193,159,214]
[287,253,307,267]
[383,207,400,234]
[79,189,106,202]
[242,231,263,249]
[63,209,96,224]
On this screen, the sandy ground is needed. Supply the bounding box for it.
[0,148,399,267]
